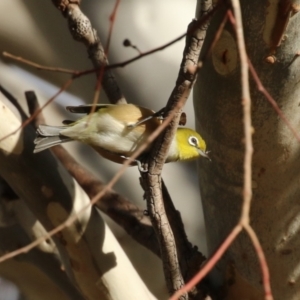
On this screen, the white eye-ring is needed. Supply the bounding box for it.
[188,136,198,147]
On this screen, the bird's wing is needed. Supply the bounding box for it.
[66,104,113,114]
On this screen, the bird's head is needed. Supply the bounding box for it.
[171,127,209,162]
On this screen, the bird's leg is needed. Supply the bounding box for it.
[152,107,166,120]
[136,160,148,173]
[139,155,149,173]
[120,155,148,172]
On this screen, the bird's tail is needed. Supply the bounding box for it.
[34,125,72,153]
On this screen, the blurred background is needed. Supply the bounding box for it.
[0,1,206,299]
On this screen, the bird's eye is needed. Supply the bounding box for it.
[188,136,198,146]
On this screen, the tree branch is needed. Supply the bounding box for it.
[140,1,215,298]
[51,0,126,104]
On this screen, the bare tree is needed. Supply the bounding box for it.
[3,0,297,299]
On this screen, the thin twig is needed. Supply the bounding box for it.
[3,52,77,74]
[25,91,46,125]
[230,0,253,223]
[169,225,242,300]
[105,0,121,54]
[199,9,229,62]
[89,0,123,119]
[108,4,220,71]
[230,2,273,299]
[244,224,273,300]
[0,78,73,143]
[248,59,300,142]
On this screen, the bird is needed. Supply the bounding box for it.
[34,103,209,168]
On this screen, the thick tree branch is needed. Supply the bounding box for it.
[161,181,206,289]
[140,1,215,298]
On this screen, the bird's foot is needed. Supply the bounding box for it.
[120,155,148,172]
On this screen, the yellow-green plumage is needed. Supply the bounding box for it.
[172,128,206,161]
[34,104,208,164]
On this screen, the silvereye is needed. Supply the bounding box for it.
[34,104,209,165]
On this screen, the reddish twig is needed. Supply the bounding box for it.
[200,9,229,62]
[230,2,273,299]
[230,1,253,223]
[89,0,123,118]
[0,78,73,143]
[3,51,77,74]
[269,0,293,53]
[169,225,242,300]
[105,0,121,54]
[248,59,300,142]
[107,3,221,70]
[244,224,273,300]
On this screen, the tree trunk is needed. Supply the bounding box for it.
[195,0,300,298]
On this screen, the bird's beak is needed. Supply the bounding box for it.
[198,149,211,161]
